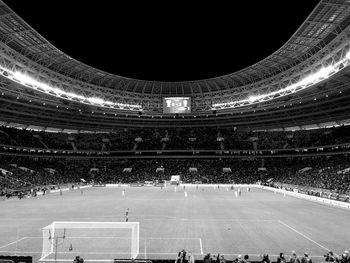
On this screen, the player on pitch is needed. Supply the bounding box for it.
[126,208,129,222]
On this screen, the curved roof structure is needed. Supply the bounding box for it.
[0,0,350,131]
[0,0,349,95]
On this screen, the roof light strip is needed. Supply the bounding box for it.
[212,50,350,109]
[0,67,142,110]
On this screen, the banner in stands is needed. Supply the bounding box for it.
[156,167,164,172]
[337,167,350,174]
[298,167,312,173]
[130,182,144,187]
[18,166,35,173]
[93,183,106,187]
[144,181,154,186]
[223,168,232,172]
[123,168,132,172]
[44,168,57,174]
[189,167,197,172]
[0,168,12,175]
[134,137,142,142]
[170,175,180,183]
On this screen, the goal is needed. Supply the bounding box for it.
[40,221,139,262]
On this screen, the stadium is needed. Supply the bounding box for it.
[0,0,350,263]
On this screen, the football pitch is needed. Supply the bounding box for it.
[0,186,349,262]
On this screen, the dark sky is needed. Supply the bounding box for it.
[6,1,320,82]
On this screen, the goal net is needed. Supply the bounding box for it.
[40,221,139,262]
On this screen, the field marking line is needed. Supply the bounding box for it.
[0,217,279,222]
[278,220,338,256]
[41,260,112,262]
[0,251,329,258]
[199,238,203,255]
[132,218,278,222]
[144,239,147,260]
[0,237,27,249]
[123,213,187,220]
[21,236,203,240]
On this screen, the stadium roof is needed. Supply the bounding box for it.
[0,0,350,131]
[0,0,349,95]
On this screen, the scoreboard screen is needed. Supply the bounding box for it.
[163,97,191,114]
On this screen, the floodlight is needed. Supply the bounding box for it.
[346,50,350,60]
[7,70,141,110]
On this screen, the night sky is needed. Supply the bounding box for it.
[6,1,320,82]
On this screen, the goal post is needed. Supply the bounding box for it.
[41,223,54,260]
[40,221,140,262]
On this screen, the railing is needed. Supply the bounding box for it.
[0,142,350,159]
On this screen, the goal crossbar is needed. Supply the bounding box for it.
[43,221,139,228]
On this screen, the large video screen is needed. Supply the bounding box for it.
[163,97,191,114]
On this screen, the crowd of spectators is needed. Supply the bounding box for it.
[1,125,350,152]
[0,156,91,197]
[1,154,349,198]
[173,250,350,263]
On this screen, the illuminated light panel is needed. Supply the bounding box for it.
[248,95,265,103]
[2,68,142,110]
[88,97,104,104]
[212,51,350,109]
[346,50,350,60]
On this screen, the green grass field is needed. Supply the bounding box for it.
[0,186,349,262]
